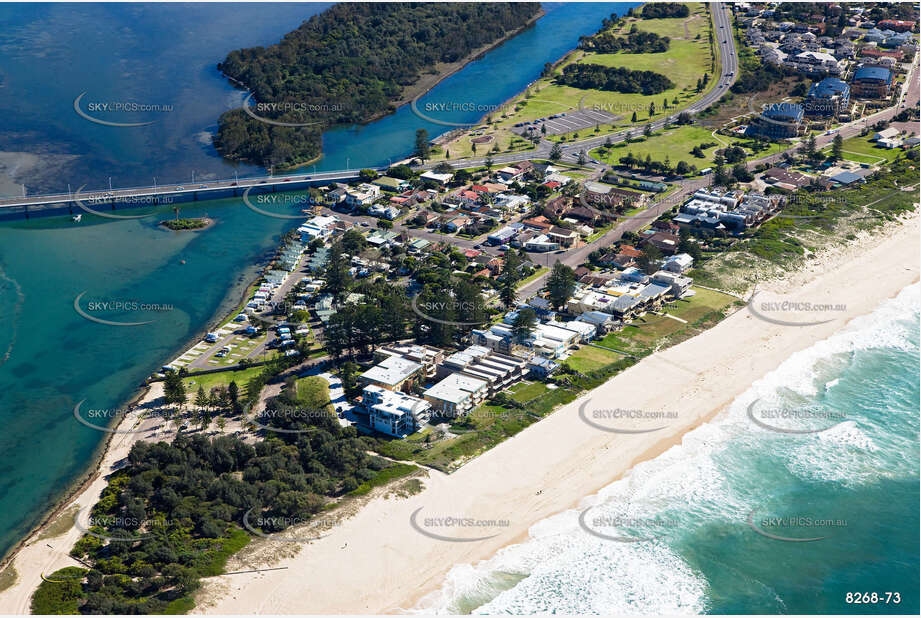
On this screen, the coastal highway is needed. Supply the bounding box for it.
[514,54,919,300]
[419,2,738,171]
[0,4,735,213]
[0,168,374,212]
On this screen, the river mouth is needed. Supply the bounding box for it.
[0,0,637,565]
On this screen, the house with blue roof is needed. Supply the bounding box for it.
[852,65,893,98]
[804,78,850,117]
[746,102,805,139]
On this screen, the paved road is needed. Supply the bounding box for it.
[1,4,734,211]
[0,169,372,210]
[514,56,920,300]
[420,3,737,172]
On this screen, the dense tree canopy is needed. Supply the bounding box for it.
[214,3,541,167]
[39,378,396,613]
[556,63,674,95]
[579,29,670,54]
[640,3,690,19]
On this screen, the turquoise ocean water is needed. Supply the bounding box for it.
[417,284,920,615]
[0,0,633,563]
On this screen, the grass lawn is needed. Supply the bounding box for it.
[565,345,624,373]
[821,134,903,165]
[507,380,550,403]
[293,375,334,413]
[591,124,786,170]
[599,286,737,355]
[517,266,549,288]
[438,3,717,160]
[184,366,265,392]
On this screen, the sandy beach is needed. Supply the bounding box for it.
[185,214,918,615]
[0,383,180,614]
[0,213,917,614]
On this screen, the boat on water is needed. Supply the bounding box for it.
[72,214,82,222]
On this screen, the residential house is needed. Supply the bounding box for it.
[423,373,489,418]
[877,19,916,32]
[521,215,554,232]
[345,183,381,208]
[362,385,431,438]
[524,234,560,252]
[496,166,526,183]
[873,127,900,141]
[548,226,579,248]
[804,77,851,117]
[642,231,680,255]
[445,215,472,233]
[358,354,424,392]
[368,203,401,220]
[583,181,647,209]
[663,253,694,273]
[297,215,339,242]
[651,271,693,297]
[419,171,453,187]
[851,65,893,98]
[528,356,560,378]
[372,176,409,192]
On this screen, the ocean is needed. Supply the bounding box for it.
[0,0,635,564]
[418,284,921,615]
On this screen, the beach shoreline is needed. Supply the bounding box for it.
[0,382,175,613]
[0,225,275,594]
[1,211,917,613]
[192,211,918,615]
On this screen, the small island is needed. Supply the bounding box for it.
[159,217,212,231]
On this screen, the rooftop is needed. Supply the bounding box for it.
[424,373,488,404]
[853,65,892,83]
[361,355,422,387]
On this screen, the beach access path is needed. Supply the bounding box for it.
[195,214,919,614]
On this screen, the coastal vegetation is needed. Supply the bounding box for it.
[160,218,209,231]
[555,64,674,95]
[639,3,690,19]
[32,370,415,614]
[214,2,541,167]
[437,3,716,160]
